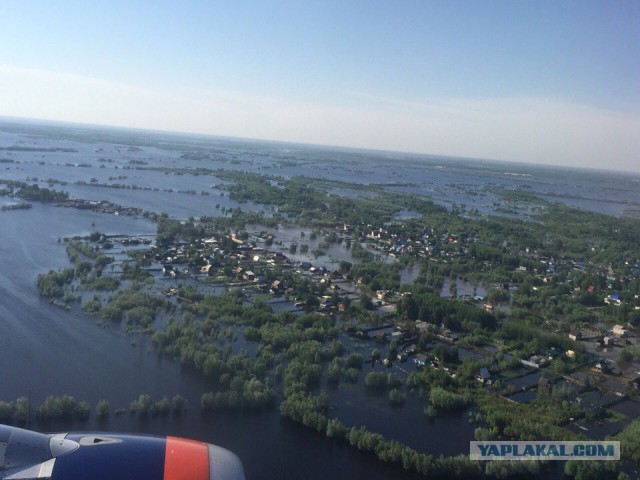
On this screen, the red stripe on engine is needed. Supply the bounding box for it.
[164,436,209,480]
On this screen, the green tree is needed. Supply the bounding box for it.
[96,400,110,418]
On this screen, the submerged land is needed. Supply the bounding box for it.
[1,120,640,479]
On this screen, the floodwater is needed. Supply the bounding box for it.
[0,204,434,480]
[1,120,638,221]
[2,120,639,479]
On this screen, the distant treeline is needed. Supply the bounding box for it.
[1,202,31,211]
[0,393,189,424]
[0,146,77,152]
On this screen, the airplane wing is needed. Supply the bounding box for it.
[0,424,245,480]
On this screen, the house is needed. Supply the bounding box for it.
[605,293,622,306]
[243,271,256,282]
[613,325,628,337]
[162,264,175,276]
[520,355,549,368]
[376,290,390,300]
[568,331,582,341]
[415,321,429,334]
[230,234,245,245]
[414,354,428,367]
[201,264,214,276]
[435,330,460,343]
[476,367,492,384]
[594,362,611,373]
[270,280,282,293]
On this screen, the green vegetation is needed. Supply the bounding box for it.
[36,395,90,421]
[612,417,640,463]
[96,287,170,330]
[96,399,110,417]
[428,387,470,411]
[1,202,32,211]
[16,183,69,202]
[397,293,497,331]
[26,164,640,478]
[364,372,402,390]
[37,269,75,297]
[0,395,91,424]
[563,460,618,480]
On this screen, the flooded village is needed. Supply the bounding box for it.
[1,122,640,479]
[57,203,640,447]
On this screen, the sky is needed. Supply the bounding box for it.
[0,1,638,172]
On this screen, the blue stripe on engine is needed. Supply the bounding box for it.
[51,434,166,480]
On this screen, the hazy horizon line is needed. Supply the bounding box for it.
[1,113,638,178]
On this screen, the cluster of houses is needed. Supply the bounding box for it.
[156,232,372,311]
[148,223,640,401]
[364,226,466,260]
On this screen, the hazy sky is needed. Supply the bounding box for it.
[0,1,638,172]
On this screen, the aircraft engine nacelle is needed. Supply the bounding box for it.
[0,424,245,480]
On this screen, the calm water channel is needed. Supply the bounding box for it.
[0,205,449,480]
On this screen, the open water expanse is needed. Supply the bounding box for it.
[0,119,636,479]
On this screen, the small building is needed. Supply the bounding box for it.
[520,355,549,369]
[201,264,215,276]
[476,367,492,384]
[162,264,174,275]
[568,331,582,341]
[414,354,428,367]
[613,325,628,337]
[415,321,429,334]
[605,293,622,306]
[243,271,256,282]
[376,290,390,300]
[435,330,460,343]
